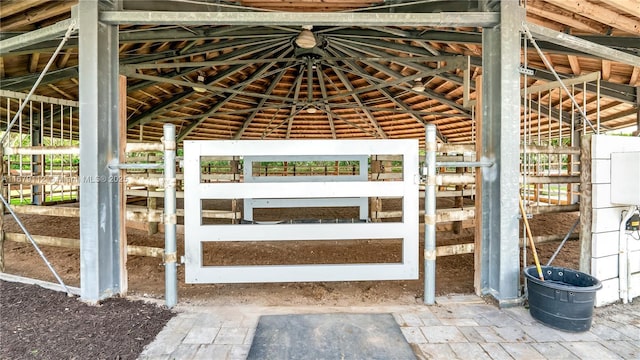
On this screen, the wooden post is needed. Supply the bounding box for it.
[145,146,159,234]
[473,75,483,295]
[147,185,158,235]
[579,134,592,274]
[566,151,572,205]
[231,157,239,224]
[453,163,465,234]
[231,199,238,224]
[119,75,128,295]
[369,197,382,222]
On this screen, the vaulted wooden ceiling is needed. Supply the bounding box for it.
[1,0,638,143]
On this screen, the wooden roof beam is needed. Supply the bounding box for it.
[174,45,294,141]
[602,60,612,81]
[233,65,292,139]
[0,0,49,19]
[0,1,73,31]
[526,0,610,34]
[543,0,640,35]
[328,44,449,141]
[127,40,290,128]
[28,52,39,73]
[57,50,72,69]
[1,67,79,91]
[329,65,388,139]
[597,0,640,18]
[332,39,471,116]
[567,55,581,75]
[630,66,640,85]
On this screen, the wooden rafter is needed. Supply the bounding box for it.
[567,55,582,75]
[126,39,290,128]
[526,1,609,33]
[526,14,565,31]
[178,44,295,141]
[602,60,612,81]
[329,63,388,139]
[57,50,72,69]
[597,0,640,18]
[630,66,640,85]
[0,1,73,31]
[233,65,292,139]
[543,0,640,35]
[0,0,49,19]
[328,44,449,141]
[28,52,39,73]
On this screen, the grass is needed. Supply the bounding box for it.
[9,194,77,205]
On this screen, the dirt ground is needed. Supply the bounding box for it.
[2,198,581,306]
[0,280,174,360]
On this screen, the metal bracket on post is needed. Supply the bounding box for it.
[518,65,534,76]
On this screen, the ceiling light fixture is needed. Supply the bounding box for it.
[306,105,317,114]
[295,25,317,49]
[412,78,425,92]
[192,75,207,93]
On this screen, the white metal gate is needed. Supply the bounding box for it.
[183,139,419,283]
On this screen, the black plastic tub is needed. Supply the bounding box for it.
[524,265,602,332]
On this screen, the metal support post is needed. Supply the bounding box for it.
[163,124,178,308]
[79,0,122,302]
[424,124,437,305]
[479,0,523,307]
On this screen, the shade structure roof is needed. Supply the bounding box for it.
[1,0,638,144]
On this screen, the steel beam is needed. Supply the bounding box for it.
[0,18,77,54]
[122,71,292,103]
[330,39,472,116]
[78,0,123,302]
[177,44,293,141]
[315,65,337,139]
[233,66,292,139]
[128,40,290,129]
[329,65,388,139]
[529,66,637,105]
[1,68,80,92]
[328,45,449,142]
[119,26,292,43]
[479,0,522,307]
[100,11,499,27]
[285,65,305,139]
[526,22,640,68]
